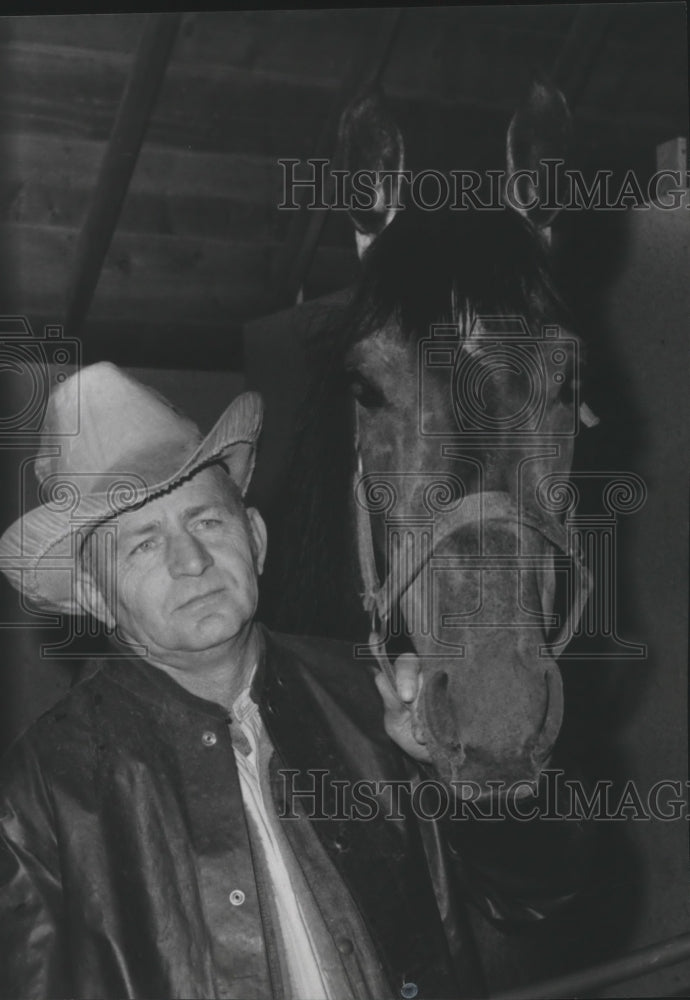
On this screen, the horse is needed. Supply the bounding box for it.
[255,83,641,990]
[269,83,592,789]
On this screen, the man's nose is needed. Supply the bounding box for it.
[167,532,213,577]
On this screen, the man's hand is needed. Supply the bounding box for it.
[374,653,432,763]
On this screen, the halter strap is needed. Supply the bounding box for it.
[353,447,592,685]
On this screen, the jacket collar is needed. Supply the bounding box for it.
[85,624,272,723]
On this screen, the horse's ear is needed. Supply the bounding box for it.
[506,80,572,233]
[337,87,405,258]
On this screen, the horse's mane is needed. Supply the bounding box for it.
[269,207,578,639]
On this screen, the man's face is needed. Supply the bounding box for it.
[85,466,266,666]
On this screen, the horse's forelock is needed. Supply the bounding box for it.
[347,206,574,348]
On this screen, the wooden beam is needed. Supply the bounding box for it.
[5,221,358,329]
[3,35,683,157]
[63,13,181,338]
[269,8,405,311]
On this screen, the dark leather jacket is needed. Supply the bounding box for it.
[0,628,592,999]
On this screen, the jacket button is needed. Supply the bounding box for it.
[335,937,353,955]
[333,832,350,853]
[229,889,245,906]
[201,731,217,747]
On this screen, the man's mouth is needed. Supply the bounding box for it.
[176,588,225,612]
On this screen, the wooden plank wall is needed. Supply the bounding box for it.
[0,9,686,370]
[0,13,366,367]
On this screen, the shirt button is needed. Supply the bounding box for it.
[201,731,217,747]
[333,832,351,853]
[229,889,245,906]
[335,937,354,955]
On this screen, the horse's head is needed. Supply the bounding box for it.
[339,86,588,790]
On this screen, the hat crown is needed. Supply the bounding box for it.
[35,363,201,488]
[0,363,263,614]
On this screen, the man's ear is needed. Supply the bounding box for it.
[76,571,116,629]
[245,507,268,576]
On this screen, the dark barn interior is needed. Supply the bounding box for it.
[0,6,687,365]
[0,5,688,998]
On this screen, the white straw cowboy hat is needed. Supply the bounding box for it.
[0,363,263,615]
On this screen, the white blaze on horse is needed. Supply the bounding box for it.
[336,84,596,788]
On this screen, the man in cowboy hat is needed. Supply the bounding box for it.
[0,363,591,1000]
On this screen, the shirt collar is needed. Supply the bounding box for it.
[88,623,272,723]
[231,662,259,723]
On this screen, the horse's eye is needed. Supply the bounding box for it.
[345,370,385,409]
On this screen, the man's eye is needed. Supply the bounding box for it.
[346,371,385,409]
[131,539,156,555]
[196,518,222,529]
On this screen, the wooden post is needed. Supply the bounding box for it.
[63,13,182,338]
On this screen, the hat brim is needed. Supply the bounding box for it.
[0,391,263,614]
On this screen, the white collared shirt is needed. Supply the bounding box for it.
[231,682,332,1000]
